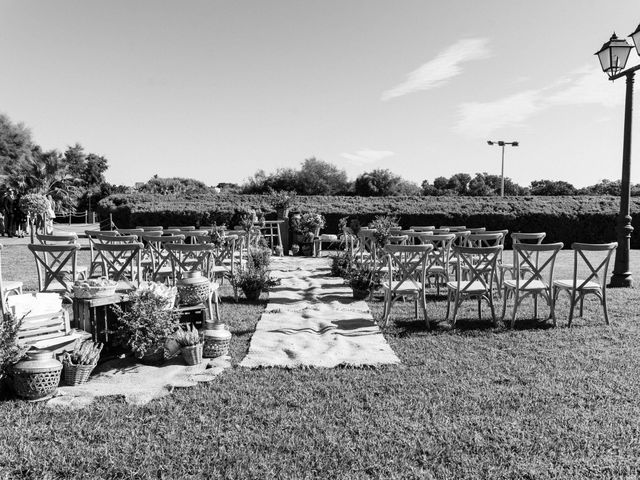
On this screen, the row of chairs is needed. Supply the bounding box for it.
[363,228,617,329]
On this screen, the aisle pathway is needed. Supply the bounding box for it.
[240,256,400,368]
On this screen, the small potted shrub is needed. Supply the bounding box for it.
[112,288,181,364]
[0,312,28,395]
[61,339,103,386]
[174,325,203,366]
[229,268,279,301]
[344,264,381,300]
[291,212,325,256]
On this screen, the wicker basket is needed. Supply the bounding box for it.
[182,344,204,365]
[63,362,97,386]
[73,284,118,299]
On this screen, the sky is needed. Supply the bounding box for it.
[1,0,639,188]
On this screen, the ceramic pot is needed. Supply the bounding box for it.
[10,350,63,401]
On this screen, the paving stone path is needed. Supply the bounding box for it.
[240,256,400,368]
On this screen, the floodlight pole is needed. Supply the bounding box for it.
[487,140,518,197]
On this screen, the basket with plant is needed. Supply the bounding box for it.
[173,324,203,365]
[61,339,103,386]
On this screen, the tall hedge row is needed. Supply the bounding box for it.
[97,193,640,248]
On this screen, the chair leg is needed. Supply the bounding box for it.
[421,290,429,329]
[579,294,584,317]
[501,288,509,322]
[445,289,452,320]
[414,297,418,320]
[510,295,519,328]
[602,290,610,325]
[451,293,461,327]
[533,294,538,319]
[488,294,497,326]
[477,296,482,321]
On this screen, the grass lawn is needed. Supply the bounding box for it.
[1,245,639,479]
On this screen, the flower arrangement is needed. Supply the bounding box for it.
[369,215,400,248]
[268,189,297,216]
[112,288,181,360]
[18,193,48,217]
[291,212,326,241]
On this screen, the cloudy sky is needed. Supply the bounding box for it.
[1,0,639,187]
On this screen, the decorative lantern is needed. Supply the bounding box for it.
[595,33,633,78]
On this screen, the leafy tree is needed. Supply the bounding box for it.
[136,175,209,194]
[0,113,33,173]
[355,169,398,196]
[468,173,495,196]
[529,179,578,196]
[5,148,79,211]
[296,158,350,195]
[64,143,109,188]
[446,173,472,195]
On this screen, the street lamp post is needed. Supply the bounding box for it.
[595,26,640,287]
[487,140,519,197]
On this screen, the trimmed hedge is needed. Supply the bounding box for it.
[97,193,640,248]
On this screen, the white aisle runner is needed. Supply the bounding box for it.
[240,257,400,368]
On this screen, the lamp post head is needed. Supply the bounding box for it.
[512,141,519,147]
[487,141,494,145]
[630,23,640,57]
[498,141,505,147]
[596,32,633,78]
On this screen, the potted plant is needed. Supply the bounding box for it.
[344,264,381,300]
[229,267,279,301]
[61,339,103,386]
[268,189,297,219]
[112,287,181,364]
[0,312,28,395]
[173,324,203,366]
[369,215,400,248]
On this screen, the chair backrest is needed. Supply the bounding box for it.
[432,228,450,234]
[116,228,145,236]
[36,233,78,245]
[136,226,164,232]
[404,231,433,245]
[142,234,185,281]
[387,235,408,245]
[383,244,434,294]
[452,245,503,294]
[441,226,466,232]
[168,226,195,231]
[467,232,505,248]
[96,233,139,243]
[165,243,216,284]
[410,226,435,232]
[570,242,617,290]
[511,232,546,244]
[28,243,80,293]
[452,230,471,247]
[181,230,210,244]
[513,242,564,289]
[467,227,487,234]
[356,228,378,265]
[423,233,456,273]
[93,242,143,289]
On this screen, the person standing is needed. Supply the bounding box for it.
[2,189,16,237]
[45,194,55,234]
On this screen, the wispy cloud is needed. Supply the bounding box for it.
[381,38,491,101]
[455,65,623,138]
[341,149,395,164]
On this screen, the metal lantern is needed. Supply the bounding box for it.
[630,23,640,57]
[595,33,633,78]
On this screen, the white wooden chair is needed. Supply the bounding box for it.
[380,244,434,329]
[446,245,503,327]
[28,243,81,296]
[93,242,144,291]
[552,242,617,326]
[501,242,564,328]
[423,233,456,295]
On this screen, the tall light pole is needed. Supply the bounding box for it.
[487,140,519,197]
[595,26,640,288]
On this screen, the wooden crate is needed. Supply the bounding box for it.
[72,294,130,347]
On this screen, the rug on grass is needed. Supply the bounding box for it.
[239,257,400,368]
[46,355,231,409]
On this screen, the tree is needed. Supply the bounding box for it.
[296,158,350,195]
[5,148,79,211]
[355,169,419,196]
[0,113,34,173]
[136,175,208,194]
[529,179,577,196]
[468,173,495,196]
[64,144,109,188]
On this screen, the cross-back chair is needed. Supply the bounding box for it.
[410,226,435,232]
[501,242,564,328]
[136,226,163,232]
[28,243,81,296]
[141,234,185,283]
[552,242,617,326]
[446,245,503,326]
[93,242,143,291]
[498,232,546,293]
[116,228,145,237]
[423,233,456,295]
[404,231,433,245]
[36,232,88,280]
[165,243,221,322]
[441,225,467,232]
[380,244,434,329]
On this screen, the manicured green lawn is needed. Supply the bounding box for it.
[1,246,639,479]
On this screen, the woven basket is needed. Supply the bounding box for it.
[63,362,97,386]
[177,283,210,306]
[182,344,204,365]
[203,337,230,358]
[11,368,62,401]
